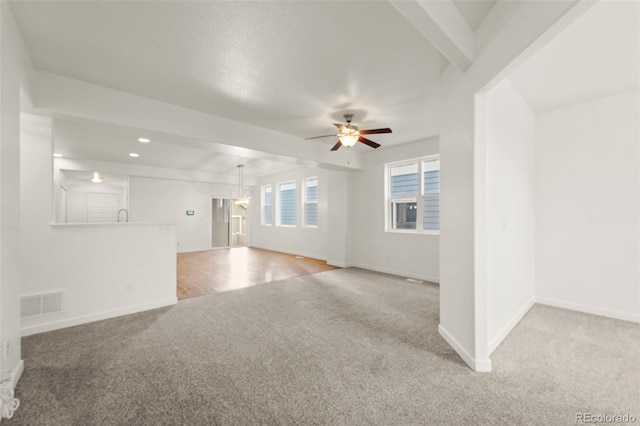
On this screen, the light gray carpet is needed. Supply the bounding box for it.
[7,268,640,425]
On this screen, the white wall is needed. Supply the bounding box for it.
[481,79,536,354]
[20,114,178,336]
[9,0,596,375]
[535,90,640,322]
[129,177,238,253]
[349,138,440,283]
[251,167,329,260]
[438,0,583,372]
[325,170,349,267]
[0,1,26,384]
[250,147,441,280]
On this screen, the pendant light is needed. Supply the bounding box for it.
[234,164,250,205]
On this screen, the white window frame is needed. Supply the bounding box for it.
[277,180,297,227]
[303,177,318,228]
[421,157,440,233]
[261,184,272,226]
[384,155,440,235]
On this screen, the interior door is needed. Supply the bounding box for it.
[211,198,230,248]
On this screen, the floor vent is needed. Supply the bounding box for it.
[406,278,424,284]
[21,291,64,318]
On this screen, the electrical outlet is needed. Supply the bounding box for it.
[126,282,134,292]
[3,341,9,360]
[159,225,169,234]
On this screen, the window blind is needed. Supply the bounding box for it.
[279,182,296,226]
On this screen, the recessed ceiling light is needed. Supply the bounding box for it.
[91,172,104,183]
[52,153,63,158]
[129,153,139,158]
[138,137,150,143]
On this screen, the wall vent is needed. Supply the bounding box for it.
[21,291,64,318]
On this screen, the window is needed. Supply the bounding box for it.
[278,181,296,226]
[261,185,272,225]
[304,177,318,227]
[386,155,440,233]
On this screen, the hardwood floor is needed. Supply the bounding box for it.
[177,247,339,300]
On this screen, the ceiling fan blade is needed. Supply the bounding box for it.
[358,136,381,149]
[305,134,338,140]
[330,141,342,151]
[359,128,392,135]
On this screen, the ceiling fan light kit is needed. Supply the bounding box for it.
[306,113,392,151]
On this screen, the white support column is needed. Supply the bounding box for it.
[0,0,25,401]
[437,0,586,371]
[325,170,350,267]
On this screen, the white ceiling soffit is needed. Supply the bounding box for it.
[452,0,497,31]
[52,115,305,179]
[61,170,129,189]
[10,1,450,146]
[389,0,475,71]
[388,0,495,72]
[510,1,640,112]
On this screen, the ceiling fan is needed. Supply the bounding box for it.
[305,114,392,151]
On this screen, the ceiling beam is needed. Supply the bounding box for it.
[390,0,475,72]
[55,157,251,186]
[32,71,364,171]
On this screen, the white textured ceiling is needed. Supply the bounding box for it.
[11,0,450,146]
[510,0,639,112]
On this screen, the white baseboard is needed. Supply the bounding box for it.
[327,260,349,268]
[10,360,23,390]
[438,324,492,372]
[248,245,327,262]
[178,246,218,254]
[350,262,439,284]
[179,246,253,254]
[488,298,535,355]
[536,297,640,324]
[21,297,178,336]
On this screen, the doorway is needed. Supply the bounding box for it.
[211,198,248,248]
[231,199,248,246]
